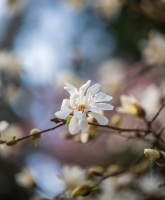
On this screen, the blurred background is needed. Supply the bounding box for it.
[0,0,165,199]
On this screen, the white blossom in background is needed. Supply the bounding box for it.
[94,0,123,19]
[15,167,35,188]
[0,120,9,149]
[141,31,165,66]
[60,165,88,194]
[98,58,126,95]
[55,80,114,135]
[139,84,161,116]
[0,121,9,132]
[0,51,22,76]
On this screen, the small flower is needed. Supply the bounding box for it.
[141,31,165,66]
[30,128,42,147]
[55,80,114,134]
[60,165,88,193]
[15,167,35,188]
[117,95,146,118]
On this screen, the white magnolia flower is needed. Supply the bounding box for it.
[141,31,165,66]
[0,121,9,132]
[60,165,88,192]
[15,167,35,188]
[55,80,114,134]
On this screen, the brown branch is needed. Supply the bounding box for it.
[51,117,148,133]
[150,100,165,125]
[0,122,65,145]
[96,153,144,186]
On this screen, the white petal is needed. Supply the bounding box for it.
[79,80,91,92]
[78,118,88,132]
[74,110,85,120]
[105,95,113,101]
[94,92,113,102]
[69,116,80,134]
[90,112,108,125]
[64,82,77,94]
[61,99,71,109]
[0,121,9,132]
[55,108,72,119]
[87,83,101,95]
[80,132,89,143]
[70,91,79,100]
[94,92,107,102]
[89,107,100,113]
[93,103,114,110]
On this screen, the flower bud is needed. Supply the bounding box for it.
[6,136,18,146]
[117,95,146,118]
[144,148,165,166]
[30,128,42,147]
[87,166,104,179]
[144,148,160,161]
[70,185,92,198]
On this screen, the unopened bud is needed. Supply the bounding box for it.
[144,148,165,166]
[70,185,92,198]
[30,128,42,147]
[87,166,104,179]
[144,148,160,161]
[117,95,146,118]
[6,136,18,146]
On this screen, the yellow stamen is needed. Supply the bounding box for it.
[78,105,86,112]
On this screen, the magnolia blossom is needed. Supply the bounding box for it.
[141,31,165,66]
[117,95,146,118]
[15,167,35,188]
[60,165,88,192]
[55,80,114,134]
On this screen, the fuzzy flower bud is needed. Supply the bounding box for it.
[70,185,92,198]
[6,136,18,146]
[144,149,165,166]
[87,166,104,179]
[30,128,42,147]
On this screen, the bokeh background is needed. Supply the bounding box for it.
[0,0,165,199]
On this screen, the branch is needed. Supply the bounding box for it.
[150,100,165,124]
[1,122,65,145]
[51,118,148,133]
[96,153,144,185]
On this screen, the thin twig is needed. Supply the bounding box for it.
[96,153,144,186]
[51,118,148,133]
[0,122,65,145]
[150,100,165,125]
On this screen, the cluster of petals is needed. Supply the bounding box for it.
[55,80,114,134]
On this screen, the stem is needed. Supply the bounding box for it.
[150,100,165,125]
[96,153,144,186]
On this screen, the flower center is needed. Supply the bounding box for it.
[78,104,86,112]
